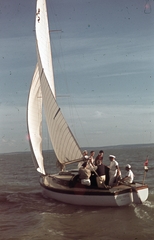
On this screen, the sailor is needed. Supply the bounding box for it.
[79,161,91,186]
[88,150,95,165]
[95,150,104,166]
[121,164,134,184]
[108,155,120,187]
[96,160,106,188]
[77,150,89,169]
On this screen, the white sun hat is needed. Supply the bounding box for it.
[126,164,131,169]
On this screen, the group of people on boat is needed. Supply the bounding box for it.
[78,150,134,188]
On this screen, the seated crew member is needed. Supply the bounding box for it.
[79,161,91,186]
[121,164,134,184]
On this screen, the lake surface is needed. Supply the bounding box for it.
[0,144,154,240]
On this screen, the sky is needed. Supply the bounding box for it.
[0,0,154,153]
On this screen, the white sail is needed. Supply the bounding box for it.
[36,0,55,97]
[37,46,82,164]
[36,0,82,164]
[27,64,45,175]
[27,0,82,169]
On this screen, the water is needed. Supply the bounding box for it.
[0,144,154,240]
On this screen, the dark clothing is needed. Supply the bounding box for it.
[105,166,110,185]
[95,155,103,165]
[90,172,97,186]
[96,164,106,176]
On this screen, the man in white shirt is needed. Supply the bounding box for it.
[109,155,120,186]
[121,164,134,184]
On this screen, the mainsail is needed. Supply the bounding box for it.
[27,0,82,173]
[36,0,55,97]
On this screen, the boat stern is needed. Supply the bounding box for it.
[132,183,149,204]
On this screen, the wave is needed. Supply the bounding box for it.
[0,191,46,206]
[134,207,152,221]
[149,188,154,195]
[133,199,154,221]
[143,200,154,209]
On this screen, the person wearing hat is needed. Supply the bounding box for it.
[121,164,134,184]
[108,155,121,186]
[78,150,89,169]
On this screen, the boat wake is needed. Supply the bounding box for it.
[149,188,154,195]
[143,200,154,209]
[134,207,151,220]
[134,200,154,221]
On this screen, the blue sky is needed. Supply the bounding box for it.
[0,0,154,153]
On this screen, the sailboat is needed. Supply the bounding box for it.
[27,0,149,207]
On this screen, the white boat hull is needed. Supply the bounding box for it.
[40,173,148,207]
[41,187,132,207]
[131,183,149,204]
